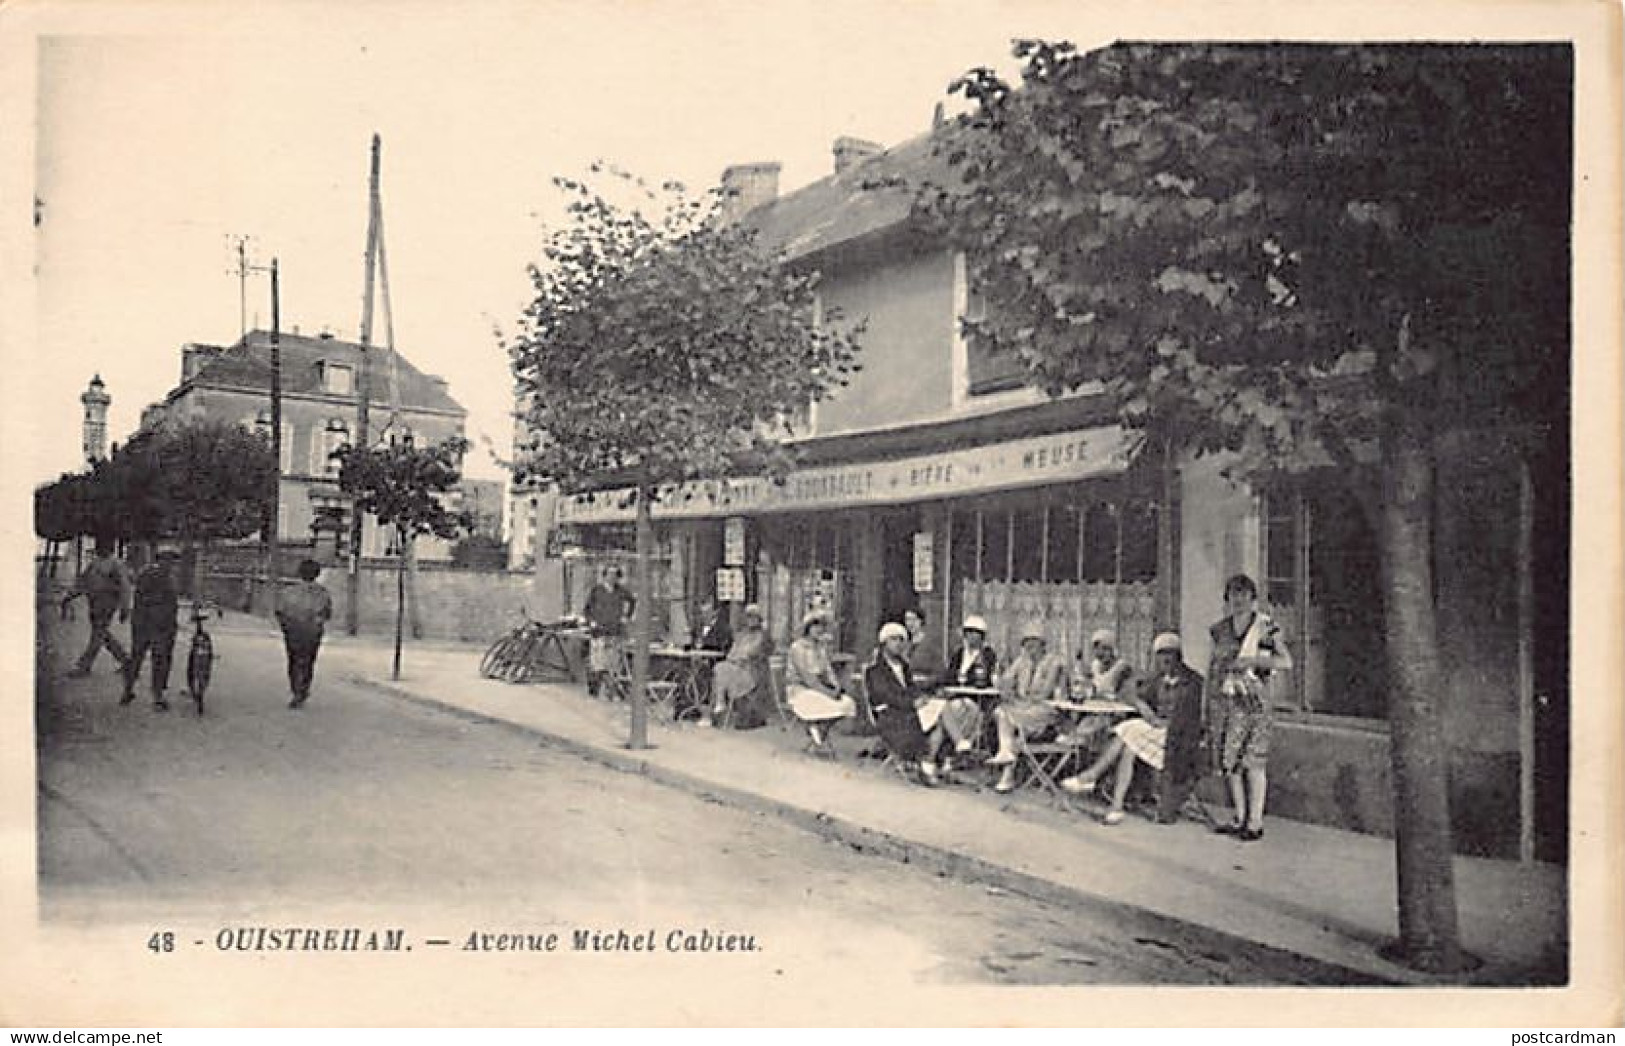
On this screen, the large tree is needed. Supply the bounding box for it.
[924,41,1569,971]
[505,167,862,749]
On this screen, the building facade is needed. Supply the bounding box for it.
[528,133,1567,861]
[142,330,470,561]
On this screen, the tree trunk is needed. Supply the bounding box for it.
[1378,425,1465,972]
[393,528,407,681]
[405,535,422,640]
[629,488,653,750]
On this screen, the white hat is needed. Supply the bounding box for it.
[1090,628,1118,649]
[961,614,988,634]
[878,621,909,643]
[1020,621,1047,643]
[1152,632,1182,653]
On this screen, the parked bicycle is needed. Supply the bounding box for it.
[479,606,583,684]
[185,599,220,716]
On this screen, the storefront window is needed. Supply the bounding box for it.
[1010,505,1046,582]
[1046,504,1081,584]
[981,509,1009,582]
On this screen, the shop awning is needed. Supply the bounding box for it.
[555,422,1145,526]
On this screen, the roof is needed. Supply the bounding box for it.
[745,131,952,261]
[182,331,465,415]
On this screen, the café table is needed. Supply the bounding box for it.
[939,685,1004,759]
[648,646,726,720]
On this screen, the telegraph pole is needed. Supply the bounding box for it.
[262,257,283,608]
[347,134,381,635]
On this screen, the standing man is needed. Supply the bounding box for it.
[582,564,635,697]
[123,549,181,710]
[277,559,334,709]
[62,541,131,679]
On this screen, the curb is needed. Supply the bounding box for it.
[347,671,1397,986]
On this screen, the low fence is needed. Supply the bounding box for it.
[202,560,539,644]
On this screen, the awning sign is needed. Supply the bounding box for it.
[556,423,1140,525]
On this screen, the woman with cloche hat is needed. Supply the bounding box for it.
[986,621,1069,793]
[785,608,856,753]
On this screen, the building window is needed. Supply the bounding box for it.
[254,411,293,474]
[322,419,350,478]
[942,246,1029,401]
[1262,478,1387,720]
[320,362,354,396]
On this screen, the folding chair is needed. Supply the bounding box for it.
[606,648,681,721]
[1014,727,1092,809]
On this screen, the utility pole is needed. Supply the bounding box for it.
[261,257,283,609]
[227,234,259,344]
[347,134,381,635]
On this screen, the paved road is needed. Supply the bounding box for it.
[38,611,1344,988]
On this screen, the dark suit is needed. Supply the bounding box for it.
[943,644,999,688]
[863,656,930,761]
[1143,662,1206,820]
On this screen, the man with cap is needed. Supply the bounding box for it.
[863,622,942,785]
[1062,631,1206,824]
[62,540,132,679]
[123,548,182,710]
[987,622,1070,793]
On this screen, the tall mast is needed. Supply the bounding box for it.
[347,133,381,635]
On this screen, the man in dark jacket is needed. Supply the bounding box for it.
[123,549,181,710]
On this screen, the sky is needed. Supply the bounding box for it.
[20,1,1117,487]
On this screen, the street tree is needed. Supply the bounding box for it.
[505,166,862,749]
[922,41,1569,971]
[334,435,473,680]
[143,419,278,592]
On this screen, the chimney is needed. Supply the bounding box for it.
[832,136,882,176]
[181,342,223,383]
[718,162,781,224]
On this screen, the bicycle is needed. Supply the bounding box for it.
[184,599,220,716]
[479,606,581,684]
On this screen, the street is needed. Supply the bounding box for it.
[38,614,1347,988]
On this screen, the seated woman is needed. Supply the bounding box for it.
[927,614,999,768]
[986,622,1070,793]
[863,622,942,785]
[901,608,940,690]
[709,604,772,729]
[1058,628,1136,744]
[1062,632,1206,825]
[785,609,857,752]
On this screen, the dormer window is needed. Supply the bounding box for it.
[319,361,354,396]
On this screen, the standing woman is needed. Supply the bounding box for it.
[786,609,857,752]
[1207,574,1293,841]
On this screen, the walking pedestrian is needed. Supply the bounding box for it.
[62,541,132,678]
[277,559,333,709]
[123,549,181,710]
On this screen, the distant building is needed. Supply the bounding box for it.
[140,330,469,560]
[80,374,110,465]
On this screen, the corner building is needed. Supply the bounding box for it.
[537,132,1567,863]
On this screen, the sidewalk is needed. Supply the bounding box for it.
[233,612,1565,987]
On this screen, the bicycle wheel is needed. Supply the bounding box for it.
[187,634,213,715]
[480,634,521,679]
[502,635,543,683]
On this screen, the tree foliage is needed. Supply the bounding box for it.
[333,436,474,543]
[33,419,276,545]
[922,41,1569,475]
[504,166,863,499]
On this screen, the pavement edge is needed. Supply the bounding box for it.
[347,672,1403,987]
